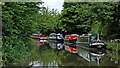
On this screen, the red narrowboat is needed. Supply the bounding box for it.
[32,34,46,39]
[40,35,46,39]
[64,34,79,44]
[32,34,40,39]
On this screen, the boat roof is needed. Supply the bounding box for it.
[80,34,100,36]
[65,35,75,37]
[50,33,62,35]
[32,34,39,35]
[71,34,79,36]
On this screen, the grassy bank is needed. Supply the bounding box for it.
[2,39,39,66]
[105,42,120,51]
[12,39,40,66]
[105,41,120,65]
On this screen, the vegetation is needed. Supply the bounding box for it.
[2,1,120,66]
[60,2,120,40]
[2,2,43,65]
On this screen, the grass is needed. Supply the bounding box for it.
[105,41,120,51]
[105,41,120,65]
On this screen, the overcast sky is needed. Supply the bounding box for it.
[41,0,64,13]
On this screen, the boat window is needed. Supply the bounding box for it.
[91,36,97,40]
[60,35,63,38]
[99,35,103,40]
[57,35,59,37]
[80,37,88,42]
[54,35,57,37]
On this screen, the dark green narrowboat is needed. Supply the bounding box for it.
[76,34,106,48]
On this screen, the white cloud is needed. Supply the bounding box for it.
[41,0,64,12]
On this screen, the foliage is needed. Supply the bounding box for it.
[2,1,120,66]
[2,2,42,65]
[60,2,120,39]
[37,8,62,35]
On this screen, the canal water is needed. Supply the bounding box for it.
[16,40,119,67]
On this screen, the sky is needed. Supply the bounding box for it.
[41,0,64,13]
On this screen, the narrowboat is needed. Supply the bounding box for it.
[32,34,46,39]
[49,33,64,42]
[40,35,46,39]
[64,34,79,44]
[32,34,41,39]
[76,34,106,48]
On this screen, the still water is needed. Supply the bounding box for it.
[20,40,119,67]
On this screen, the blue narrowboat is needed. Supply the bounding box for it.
[49,33,64,42]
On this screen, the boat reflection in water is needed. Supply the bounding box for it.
[40,40,46,45]
[64,44,105,65]
[35,40,46,45]
[76,45,105,65]
[64,44,78,53]
[49,41,64,50]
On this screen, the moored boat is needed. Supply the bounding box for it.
[49,33,64,42]
[32,34,46,39]
[76,34,106,48]
[32,34,41,39]
[64,34,79,44]
[40,35,46,39]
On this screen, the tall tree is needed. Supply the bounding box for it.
[60,2,119,39]
[2,2,42,65]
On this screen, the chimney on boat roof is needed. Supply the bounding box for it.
[82,34,86,36]
[88,34,92,36]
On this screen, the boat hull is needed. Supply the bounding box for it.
[76,42,106,48]
[64,39,77,43]
[49,39,64,42]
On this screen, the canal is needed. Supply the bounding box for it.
[12,39,119,67]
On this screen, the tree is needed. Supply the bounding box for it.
[2,2,42,65]
[60,2,119,39]
[37,8,61,35]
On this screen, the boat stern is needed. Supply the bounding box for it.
[90,43,106,48]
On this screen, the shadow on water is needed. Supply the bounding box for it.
[12,39,118,67]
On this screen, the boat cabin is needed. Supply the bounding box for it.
[64,34,79,43]
[32,34,46,39]
[76,34,106,48]
[49,33,64,41]
[40,35,46,39]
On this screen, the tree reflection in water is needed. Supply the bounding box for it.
[26,41,118,67]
